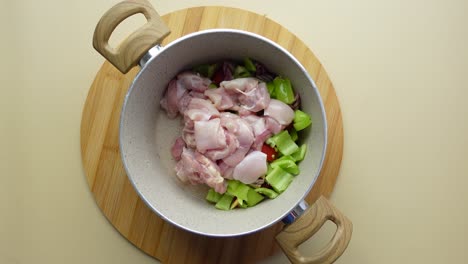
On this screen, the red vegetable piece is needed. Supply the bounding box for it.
[261,144,278,162]
[212,68,225,85]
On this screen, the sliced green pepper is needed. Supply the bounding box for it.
[243,58,256,72]
[273,77,295,104]
[215,193,234,210]
[206,188,222,203]
[266,82,276,97]
[265,166,294,193]
[233,65,251,78]
[246,188,264,207]
[266,130,299,156]
[193,63,217,78]
[255,188,279,199]
[291,144,307,162]
[270,155,300,175]
[227,180,249,205]
[267,164,274,175]
[208,83,217,89]
[289,127,298,142]
[293,110,312,131]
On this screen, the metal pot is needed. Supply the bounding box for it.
[93,1,352,263]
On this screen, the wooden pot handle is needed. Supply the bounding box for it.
[92,0,170,73]
[276,196,353,264]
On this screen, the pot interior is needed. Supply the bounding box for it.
[120,29,327,236]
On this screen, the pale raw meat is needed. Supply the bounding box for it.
[175,148,226,193]
[264,99,295,125]
[222,146,250,167]
[220,112,240,133]
[194,118,226,153]
[242,115,267,137]
[237,108,253,117]
[221,78,270,112]
[189,91,207,99]
[177,93,193,114]
[205,132,239,161]
[160,67,300,195]
[204,87,236,110]
[252,130,272,151]
[231,117,254,147]
[233,151,267,184]
[171,137,185,161]
[194,152,226,193]
[185,98,220,121]
[264,116,282,134]
[182,132,196,149]
[242,115,281,150]
[237,82,270,112]
[160,79,187,118]
[175,148,200,183]
[218,161,234,179]
[221,77,258,92]
[177,71,211,92]
[222,118,254,167]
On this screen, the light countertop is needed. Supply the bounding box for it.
[2,0,468,263]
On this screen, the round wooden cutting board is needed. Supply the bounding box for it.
[81,6,344,264]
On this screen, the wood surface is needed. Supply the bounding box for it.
[93,0,170,73]
[276,197,352,264]
[81,6,344,264]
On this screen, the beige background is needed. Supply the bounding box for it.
[2,0,468,263]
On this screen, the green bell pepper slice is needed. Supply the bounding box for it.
[265,166,294,193]
[293,110,312,131]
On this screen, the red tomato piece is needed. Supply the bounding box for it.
[261,144,278,162]
[212,68,225,85]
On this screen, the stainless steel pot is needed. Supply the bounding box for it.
[93,1,352,263]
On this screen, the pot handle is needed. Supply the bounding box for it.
[276,196,353,264]
[92,0,170,73]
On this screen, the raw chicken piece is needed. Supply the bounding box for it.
[264,116,282,134]
[221,78,270,112]
[252,130,272,151]
[175,148,226,193]
[171,137,185,161]
[177,71,211,92]
[194,151,226,193]
[237,82,270,112]
[218,161,234,179]
[220,112,240,133]
[163,67,300,195]
[237,108,253,117]
[233,151,267,184]
[160,79,187,118]
[242,115,266,137]
[189,91,208,99]
[264,99,295,126]
[194,118,226,153]
[204,132,239,161]
[161,73,211,118]
[175,148,200,183]
[222,118,254,167]
[182,132,196,149]
[221,77,258,92]
[185,98,220,121]
[223,146,250,167]
[204,87,236,110]
[242,115,276,150]
[177,93,193,114]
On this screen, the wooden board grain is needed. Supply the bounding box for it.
[81,6,344,264]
